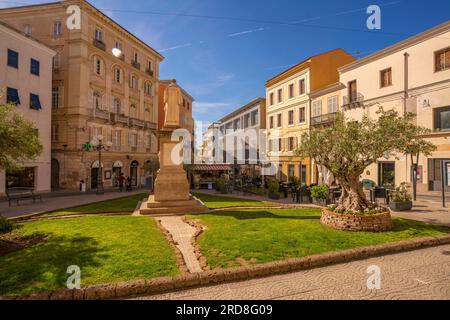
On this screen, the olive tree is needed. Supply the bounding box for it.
[296,108,436,213]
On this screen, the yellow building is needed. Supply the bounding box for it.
[265,48,355,184]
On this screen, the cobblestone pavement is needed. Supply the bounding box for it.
[158,216,203,273]
[136,244,450,300]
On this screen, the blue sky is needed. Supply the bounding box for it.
[1,0,450,124]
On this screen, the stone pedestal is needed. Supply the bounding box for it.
[140,131,208,215]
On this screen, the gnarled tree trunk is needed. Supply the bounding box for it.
[336,173,372,212]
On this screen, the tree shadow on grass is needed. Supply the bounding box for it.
[193,210,321,221]
[391,218,450,234]
[0,233,109,297]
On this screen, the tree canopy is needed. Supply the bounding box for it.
[296,108,436,213]
[0,103,43,171]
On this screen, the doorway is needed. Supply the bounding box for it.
[112,161,123,187]
[378,162,395,187]
[91,168,99,189]
[51,159,60,190]
[130,161,139,187]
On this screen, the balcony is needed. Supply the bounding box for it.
[131,61,141,70]
[311,112,338,126]
[93,108,110,121]
[115,114,129,125]
[145,69,154,77]
[343,93,364,109]
[93,39,106,51]
[145,121,158,130]
[130,118,145,128]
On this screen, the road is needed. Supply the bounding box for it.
[136,244,450,300]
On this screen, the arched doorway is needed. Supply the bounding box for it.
[130,160,139,187]
[91,160,103,190]
[112,160,123,187]
[51,159,60,190]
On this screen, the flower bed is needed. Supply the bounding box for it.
[320,208,393,232]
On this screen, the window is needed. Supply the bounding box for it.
[278,138,282,152]
[288,84,294,99]
[113,130,121,147]
[299,79,306,95]
[129,133,138,147]
[53,21,62,36]
[312,101,322,117]
[94,56,103,75]
[130,75,138,89]
[7,87,20,105]
[6,167,35,189]
[144,82,152,95]
[380,68,392,87]
[300,164,307,185]
[288,110,294,126]
[95,28,103,42]
[115,39,122,50]
[93,91,102,109]
[30,93,42,110]
[53,53,60,69]
[348,80,357,103]
[288,164,295,177]
[113,97,122,114]
[30,58,40,76]
[251,110,259,126]
[288,137,295,151]
[434,106,450,131]
[114,67,122,83]
[130,103,137,118]
[145,134,152,149]
[299,107,306,123]
[269,93,274,106]
[133,50,139,63]
[277,113,282,128]
[328,96,338,114]
[435,48,450,72]
[24,24,32,36]
[52,124,59,142]
[147,60,153,72]
[244,113,250,128]
[277,89,283,103]
[269,116,274,129]
[52,87,60,109]
[7,49,19,68]
[233,118,241,130]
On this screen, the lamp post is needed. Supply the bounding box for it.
[410,151,420,202]
[91,134,113,195]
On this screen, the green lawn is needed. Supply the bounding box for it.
[44,193,148,217]
[0,216,179,297]
[193,192,276,209]
[187,208,450,269]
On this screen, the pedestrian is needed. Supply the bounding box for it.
[118,173,125,192]
[126,176,132,192]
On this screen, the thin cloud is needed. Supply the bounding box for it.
[227,27,265,38]
[159,43,193,52]
[194,101,230,114]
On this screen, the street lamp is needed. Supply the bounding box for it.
[410,151,420,202]
[91,134,113,195]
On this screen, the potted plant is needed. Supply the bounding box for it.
[311,184,330,206]
[268,180,281,200]
[389,183,413,211]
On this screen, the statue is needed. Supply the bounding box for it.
[163,82,182,129]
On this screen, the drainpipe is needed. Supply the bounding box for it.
[403,52,410,115]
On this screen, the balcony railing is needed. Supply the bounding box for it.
[145,121,157,130]
[130,118,145,128]
[93,108,110,121]
[145,69,154,77]
[116,114,129,125]
[131,61,141,70]
[93,39,106,51]
[311,112,338,126]
[343,93,364,109]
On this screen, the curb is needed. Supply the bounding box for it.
[5,234,450,300]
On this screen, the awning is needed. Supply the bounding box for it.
[193,164,232,171]
[7,87,20,105]
[30,94,42,110]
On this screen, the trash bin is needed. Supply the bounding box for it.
[80,180,86,192]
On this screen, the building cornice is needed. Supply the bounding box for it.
[218,98,266,124]
[339,20,450,73]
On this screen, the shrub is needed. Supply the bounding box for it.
[289,176,300,187]
[215,178,228,194]
[268,180,280,195]
[0,215,13,234]
[311,184,329,200]
[390,183,412,203]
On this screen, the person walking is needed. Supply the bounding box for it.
[118,173,126,192]
[126,176,133,192]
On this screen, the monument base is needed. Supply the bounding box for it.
[139,195,209,215]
